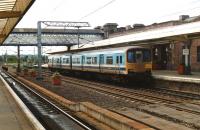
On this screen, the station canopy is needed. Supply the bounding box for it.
[0,0,35,44]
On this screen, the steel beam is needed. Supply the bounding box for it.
[36,21,43,80]
[42,21,90,28]
[17,45,21,73]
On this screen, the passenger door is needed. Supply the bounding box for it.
[99,54,104,72]
[116,53,122,74]
[60,57,62,68]
[82,55,85,70]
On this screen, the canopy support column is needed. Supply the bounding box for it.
[17,45,21,73]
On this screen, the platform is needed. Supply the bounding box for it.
[152,70,200,84]
[0,76,35,130]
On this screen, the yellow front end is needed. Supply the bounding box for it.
[126,62,152,73]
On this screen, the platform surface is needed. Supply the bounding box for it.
[0,78,35,130]
[152,70,200,83]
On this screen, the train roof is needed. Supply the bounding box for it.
[48,46,148,56]
[77,46,143,55]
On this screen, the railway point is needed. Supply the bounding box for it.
[0,0,200,130]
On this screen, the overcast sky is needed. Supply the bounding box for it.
[16,0,200,28]
[3,0,200,55]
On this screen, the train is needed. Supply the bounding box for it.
[47,46,152,82]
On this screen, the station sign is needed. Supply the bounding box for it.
[183,49,189,55]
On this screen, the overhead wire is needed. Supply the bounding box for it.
[78,0,117,21]
[153,0,200,21]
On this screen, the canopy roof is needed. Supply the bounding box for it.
[0,0,35,44]
[70,20,200,51]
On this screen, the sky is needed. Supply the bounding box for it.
[16,0,200,28]
[2,0,200,55]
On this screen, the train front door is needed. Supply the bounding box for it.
[99,54,104,72]
[135,50,144,72]
[136,51,143,64]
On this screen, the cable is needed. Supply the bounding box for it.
[78,0,117,21]
[52,0,65,11]
[154,2,200,21]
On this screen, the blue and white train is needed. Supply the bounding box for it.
[47,46,152,78]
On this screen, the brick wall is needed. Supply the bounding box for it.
[171,42,183,70]
[190,39,200,71]
[171,40,200,72]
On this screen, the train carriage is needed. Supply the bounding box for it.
[47,46,152,79]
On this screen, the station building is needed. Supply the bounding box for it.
[97,15,200,72]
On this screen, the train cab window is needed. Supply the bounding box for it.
[106,56,113,64]
[143,50,151,62]
[127,51,135,63]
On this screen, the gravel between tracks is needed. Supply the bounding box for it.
[25,76,143,111]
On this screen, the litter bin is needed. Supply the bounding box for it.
[177,64,184,75]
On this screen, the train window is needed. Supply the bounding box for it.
[120,56,122,64]
[116,56,119,64]
[77,58,80,64]
[63,58,66,63]
[92,57,97,64]
[57,58,60,63]
[72,58,76,64]
[127,51,135,63]
[72,58,80,64]
[66,58,69,63]
[143,50,151,62]
[86,57,92,64]
[106,56,113,64]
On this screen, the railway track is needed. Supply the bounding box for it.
[43,71,200,112]
[0,71,93,130]
[61,76,200,113]
[44,70,200,101]
[41,70,200,129]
